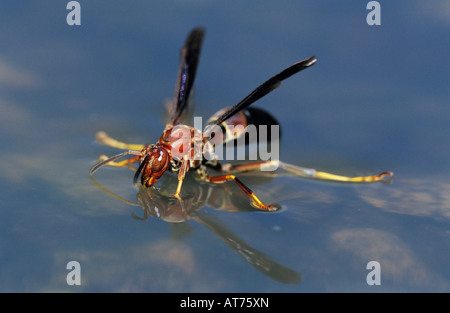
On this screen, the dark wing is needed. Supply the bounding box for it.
[206,56,316,127]
[168,27,205,126]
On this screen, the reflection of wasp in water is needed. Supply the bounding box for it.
[90,174,302,284]
[90,27,393,211]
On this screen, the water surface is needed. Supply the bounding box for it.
[0,1,449,292]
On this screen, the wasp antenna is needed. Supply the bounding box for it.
[90,151,143,175]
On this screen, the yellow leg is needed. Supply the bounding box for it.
[90,150,144,176]
[173,156,190,200]
[313,170,393,182]
[96,131,145,151]
[219,160,393,183]
[93,154,139,173]
[204,173,278,211]
[174,179,183,200]
[277,161,393,183]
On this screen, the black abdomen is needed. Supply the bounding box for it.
[206,106,281,145]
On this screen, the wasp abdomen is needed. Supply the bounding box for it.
[206,107,281,145]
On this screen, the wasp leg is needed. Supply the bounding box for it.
[276,161,394,183]
[95,131,145,151]
[220,160,278,173]
[173,156,190,200]
[201,171,278,211]
[219,160,393,183]
[96,154,140,171]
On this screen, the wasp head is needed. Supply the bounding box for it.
[134,145,170,187]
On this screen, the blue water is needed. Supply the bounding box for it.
[0,1,448,292]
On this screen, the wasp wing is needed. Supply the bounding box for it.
[206,56,316,127]
[167,27,205,126]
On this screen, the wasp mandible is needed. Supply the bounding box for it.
[90,27,393,211]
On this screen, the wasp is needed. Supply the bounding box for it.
[90,27,393,211]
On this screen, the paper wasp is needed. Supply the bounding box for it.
[90,27,393,211]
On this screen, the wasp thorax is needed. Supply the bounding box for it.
[160,125,203,161]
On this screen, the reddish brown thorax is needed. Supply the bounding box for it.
[159,125,202,159]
